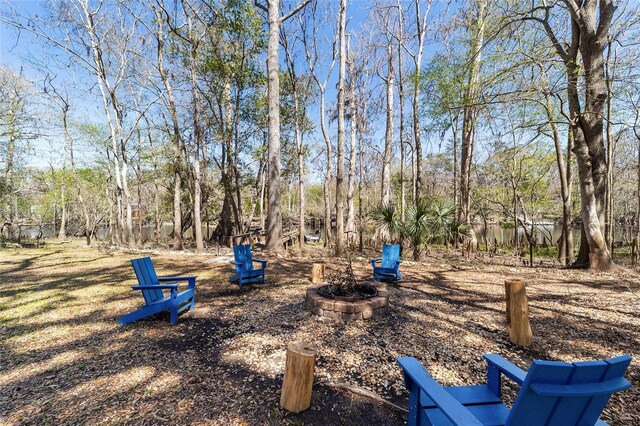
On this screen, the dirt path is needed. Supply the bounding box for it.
[1,243,638,425]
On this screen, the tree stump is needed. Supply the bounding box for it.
[280,342,316,413]
[504,281,512,327]
[504,279,533,347]
[311,263,325,284]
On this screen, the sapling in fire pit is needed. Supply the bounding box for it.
[317,257,378,300]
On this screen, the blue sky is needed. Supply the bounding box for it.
[1,0,451,176]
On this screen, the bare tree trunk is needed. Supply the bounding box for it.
[533,1,615,269]
[293,105,305,252]
[57,114,67,241]
[135,122,143,247]
[637,174,640,262]
[632,101,640,262]
[79,1,137,246]
[355,82,369,252]
[409,140,416,203]
[3,107,16,222]
[604,41,616,254]
[381,42,394,206]
[192,97,204,251]
[346,67,357,245]
[335,0,347,254]
[261,0,312,250]
[458,0,486,228]
[301,1,335,248]
[81,2,126,244]
[172,172,183,248]
[397,0,406,215]
[358,119,364,252]
[512,179,519,249]
[150,2,183,250]
[322,108,332,248]
[245,156,265,236]
[147,125,160,244]
[57,169,66,240]
[542,85,573,264]
[265,0,283,251]
[282,22,307,252]
[119,128,134,246]
[69,110,91,245]
[449,109,460,220]
[260,131,267,232]
[566,131,574,259]
[570,2,613,270]
[125,80,145,248]
[231,86,244,232]
[297,143,305,251]
[222,82,242,235]
[105,146,115,245]
[186,15,204,253]
[410,0,432,200]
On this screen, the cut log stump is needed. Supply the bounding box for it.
[504,279,533,347]
[311,263,325,284]
[504,281,512,327]
[280,342,316,413]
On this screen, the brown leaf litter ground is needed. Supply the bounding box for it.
[1,243,639,425]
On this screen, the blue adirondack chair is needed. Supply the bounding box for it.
[119,257,196,325]
[397,353,632,426]
[371,244,403,281]
[229,244,267,288]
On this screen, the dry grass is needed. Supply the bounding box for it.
[1,243,638,425]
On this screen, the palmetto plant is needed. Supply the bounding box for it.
[404,199,431,260]
[370,199,457,260]
[369,202,403,244]
[427,202,456,245]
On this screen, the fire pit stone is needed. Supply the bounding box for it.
[306,286,389,321]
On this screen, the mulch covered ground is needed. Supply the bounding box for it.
[1,243,639,425]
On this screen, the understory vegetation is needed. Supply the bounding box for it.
[0,1,638,271]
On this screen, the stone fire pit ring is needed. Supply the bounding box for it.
[306,286,389,321]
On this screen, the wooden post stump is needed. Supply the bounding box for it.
[504,281,512,327]
[280,342,316,413]
[504,279,533,347]
[311,263,325,284]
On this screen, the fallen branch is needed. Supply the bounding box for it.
[152,411,168,422]
[322,382,408,413]
[624,283,640,301]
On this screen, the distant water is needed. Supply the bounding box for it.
[10,221,635,247]
[473,223,634,247]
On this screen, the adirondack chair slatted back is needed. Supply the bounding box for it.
[131,257,164,304]
[506,355,632,425]
[233,244,254,272]
[381,244,400,268]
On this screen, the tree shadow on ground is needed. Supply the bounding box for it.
[1,246,637,425]
[0,247,408,425]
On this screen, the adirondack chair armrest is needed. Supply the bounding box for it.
[158,276,196,282]
[230,260,242,265]
[531,377,632,397]
[131,284,178,293]
[158,276,196,289]
[253,259,267,267]
[483,354,527,386]
[397,357,484,426]
[371,257,382,267]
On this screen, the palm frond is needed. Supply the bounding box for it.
[428,202,456,243]
[369,202,402,243]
